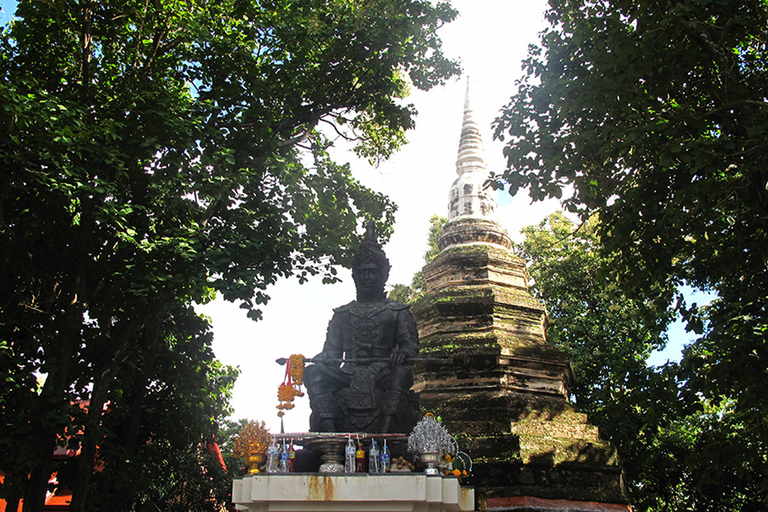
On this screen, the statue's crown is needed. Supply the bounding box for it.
[353,221,391,275]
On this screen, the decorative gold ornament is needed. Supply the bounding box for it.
[232,420,271,474]
[246,453,267,474]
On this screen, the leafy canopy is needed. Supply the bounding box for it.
[496,0,768,507]
[515,212,672,407]
[520,212,766,511]
[0,0,459,509]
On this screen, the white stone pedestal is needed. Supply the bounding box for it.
[232,474,475,512]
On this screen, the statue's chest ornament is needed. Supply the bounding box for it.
[348,304,387,347]
[349,302,387,318]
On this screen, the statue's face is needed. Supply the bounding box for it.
[353,262,386,301]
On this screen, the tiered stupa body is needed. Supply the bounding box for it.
[412,82,626,510]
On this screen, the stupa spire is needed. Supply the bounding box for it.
[440,78,511,250]
[447,78,499,223]
[456,78,487,176]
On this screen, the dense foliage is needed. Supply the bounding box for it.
[519,212,766,510]
[516,212,672,409]
[0,0,458,510]
[496,0,768,508]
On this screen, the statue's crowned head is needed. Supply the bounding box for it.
[352,221,391,301]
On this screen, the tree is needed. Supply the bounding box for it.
[515,212,672,411]
[388,214,447,303]
[519,212,765,511]
[80,304,238,512]
[0,0,459,509]
[495,1,768,505]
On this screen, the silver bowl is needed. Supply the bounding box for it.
[420,451,440,475]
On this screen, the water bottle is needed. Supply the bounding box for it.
[266,438,279,473]
[369,439,380,474]
[380,439,391,473]
[345,438,356,473]
[279,442,290,473]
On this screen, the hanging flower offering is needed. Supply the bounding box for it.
[289,354,304,386]
[276,354,305,417]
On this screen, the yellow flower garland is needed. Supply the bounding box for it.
[276,354,305,417]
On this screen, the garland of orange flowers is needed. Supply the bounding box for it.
[277,354,305,417]
[289,354,304,386]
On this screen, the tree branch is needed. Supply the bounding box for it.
[695,100,768,122]
[319,117,356,141]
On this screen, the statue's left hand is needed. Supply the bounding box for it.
[389,348,407,367]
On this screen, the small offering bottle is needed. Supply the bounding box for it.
[345,438,356,473]
[266,438,279,473]
[288,441,296,472]
[369,440,380,474]
[278,442,290,473]
[380,439,391,473]
[355,441,366,472]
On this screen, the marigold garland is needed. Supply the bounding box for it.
[289,354,304,386]
[276,354,305,417]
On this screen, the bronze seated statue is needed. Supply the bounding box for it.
[304,223,421,434]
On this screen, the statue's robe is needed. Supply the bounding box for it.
[305,298,420,433]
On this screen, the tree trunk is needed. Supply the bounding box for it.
[123,314,164,458]
[23,308,82,512]
[3,497,20,512]
[22,432,57,512]
[68,369,112,512]
[68,306,164,512]
[3,480,22,512]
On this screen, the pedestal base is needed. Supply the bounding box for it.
[232,474,475,512]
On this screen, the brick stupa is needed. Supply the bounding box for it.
[411,80,628,512]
